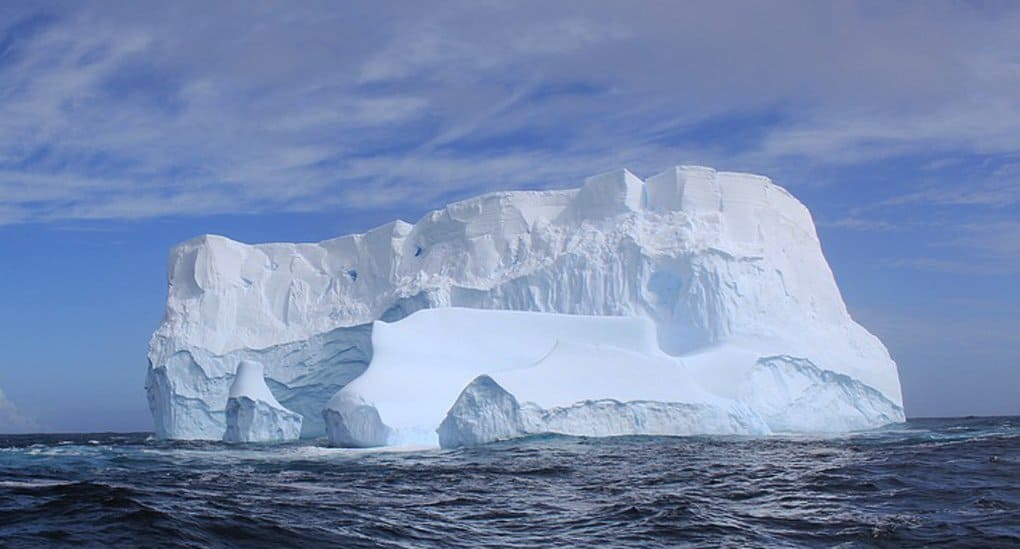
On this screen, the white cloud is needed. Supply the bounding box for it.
[0,2,1018,225]
[878,162,1020,208]
[819,216,898,232]
[882,220,1020,275]
[0,387,40,434]
[943,221,1020,273]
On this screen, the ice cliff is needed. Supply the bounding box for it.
[146,165,905,444]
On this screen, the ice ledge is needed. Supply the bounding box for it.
[434,351,906,449]
[739,355,905,433]
[437,375,770,449]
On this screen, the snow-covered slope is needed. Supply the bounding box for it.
[326,308,769,447]
[329,307,899,448]
[146,165,904,441]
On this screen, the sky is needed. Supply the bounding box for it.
[0,1,1018,433]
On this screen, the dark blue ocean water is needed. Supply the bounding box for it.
[1,417,1018,548]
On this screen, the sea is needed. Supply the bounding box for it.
[1,417,1017,548]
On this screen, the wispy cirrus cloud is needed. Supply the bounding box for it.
[824,156,1020,274]
[0,1,1018,227]
[877,162,1020,208]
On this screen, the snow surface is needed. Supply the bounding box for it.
[324,308,757,446]
[329,307,899,448]
[222,361,302,443]
[147,165,905,443]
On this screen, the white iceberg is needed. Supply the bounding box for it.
[223,360,302,443]
[146,165,905,443]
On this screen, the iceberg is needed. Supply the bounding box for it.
[223,360,302,443]
[146,165,905,444]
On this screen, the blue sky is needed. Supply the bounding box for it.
[0,1,1018,432]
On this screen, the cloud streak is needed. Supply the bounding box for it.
[0,1,1017,226]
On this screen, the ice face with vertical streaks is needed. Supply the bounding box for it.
[146,165,904,444]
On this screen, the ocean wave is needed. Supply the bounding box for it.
[1,418,1018,547]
